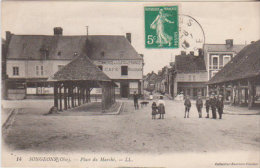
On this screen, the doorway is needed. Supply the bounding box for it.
[193,88,198,98]
[121,82,129,98]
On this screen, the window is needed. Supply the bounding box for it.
[193,75,196,81]
[41,66,44,76]
[98,65,103,71]
[223,55,231,66]
[9,81,24,89]
[129,82,138,94]
[36,66,39,76]
[201,88,205,96]
[57,51,61,56]
[36,66,44,76]
[212,56,219,69]
[58,65,65,71]
[188,75,192,81]
[13,67,19,76]
[121,66,128,76]
[187,89,190,96]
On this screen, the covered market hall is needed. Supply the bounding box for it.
[208,40,260,109]
[49,55,117,111]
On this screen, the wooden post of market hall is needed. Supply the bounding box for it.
[50,56,116,111]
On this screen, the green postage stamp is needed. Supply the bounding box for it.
[144,6,179,49]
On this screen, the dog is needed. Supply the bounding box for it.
[140,101,149,108]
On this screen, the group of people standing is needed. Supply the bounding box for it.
[151,96,166,119]
[184,94,224,119]
[134,92,166,120]
[133,91,224,120]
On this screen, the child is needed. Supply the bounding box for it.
[205,96,210,118]
[151,102,157,120]
[184,96,191,118]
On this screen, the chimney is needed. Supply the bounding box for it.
[6,31,12,44]
[126,33,131,43]
[226,39,233,48]
[139,54,144,58]
[190,51,194,56]
[54,27,63,36]
[198,48,203,57]
[181,51,186,56]
[251,41,255,44]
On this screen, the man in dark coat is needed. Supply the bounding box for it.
[133,91,139,110]
[205,96,210,118]
[196,95,203,118]
[217,95,224,119]
[184,96,191,118]
[210,94,217,119]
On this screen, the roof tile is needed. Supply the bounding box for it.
[51,55,112,81]
[175,55,206,72]
[7,35,142,60]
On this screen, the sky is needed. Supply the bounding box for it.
[2,1,260,74]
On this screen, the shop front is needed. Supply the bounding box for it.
[177,82,207,99]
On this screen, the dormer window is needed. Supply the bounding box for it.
[39,46,49,59]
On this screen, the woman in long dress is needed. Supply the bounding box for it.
[157,95,166,119]
[150,8,175,47]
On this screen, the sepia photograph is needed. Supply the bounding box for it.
[1,1,260,167]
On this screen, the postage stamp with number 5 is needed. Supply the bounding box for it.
[144,6,179,49]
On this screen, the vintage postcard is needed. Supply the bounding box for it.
[1,1,260,168]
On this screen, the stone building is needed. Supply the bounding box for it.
[143,40,246,100]
[204,39,245,81]
[154,64,175,96]
[155,70,163,94]
[144,71,157,92]
[174,51,208,99]
[3,27,143,99]
[204,39,246,96]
